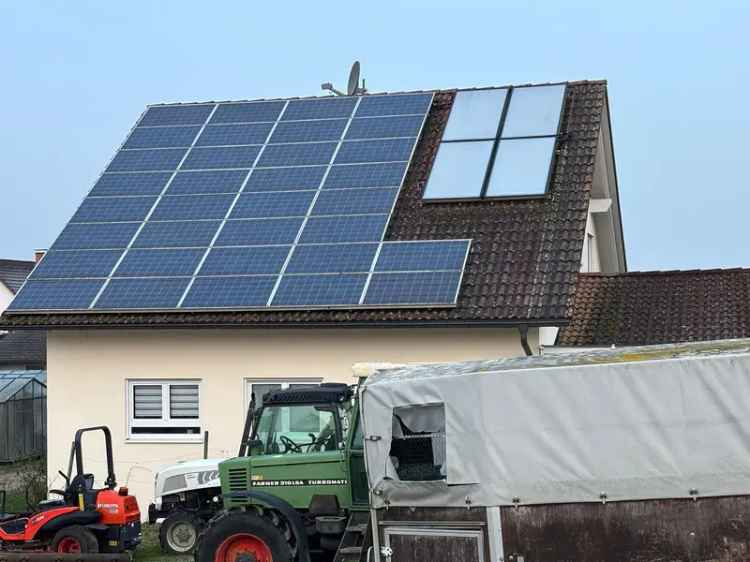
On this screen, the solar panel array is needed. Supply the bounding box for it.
[10,93,472,312]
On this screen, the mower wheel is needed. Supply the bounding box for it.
[159,511,203,554]
[51,525,99,554]
[196,510,292,562]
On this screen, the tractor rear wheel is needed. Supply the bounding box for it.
[196,510,292,562]
[160,510,203,554]
[51,525,99,554]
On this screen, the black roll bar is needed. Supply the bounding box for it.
[73,426,116,489]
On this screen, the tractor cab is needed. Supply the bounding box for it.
[210,383,369,561]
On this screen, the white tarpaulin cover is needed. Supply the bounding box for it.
[360,339,750,508]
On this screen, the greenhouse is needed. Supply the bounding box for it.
[0,371,46,463]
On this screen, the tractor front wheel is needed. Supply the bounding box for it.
[51,525,99,554]
[160,511,203,554]
[196,510,292,562]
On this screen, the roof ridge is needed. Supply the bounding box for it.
[146,79,604,108]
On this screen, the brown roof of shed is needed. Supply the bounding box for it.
[1,81,607,329]
[558,269,750,347]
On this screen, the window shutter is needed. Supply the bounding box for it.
[133,385,162,419]
[170,385,199,419]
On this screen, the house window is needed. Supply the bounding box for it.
[127,380,201,440]
[423,84,565,201]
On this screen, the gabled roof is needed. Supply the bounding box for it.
[0,259,33,294]
[558,269,750,347]
[1,81,609,329]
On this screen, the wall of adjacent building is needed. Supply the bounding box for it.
[47,327,530,514]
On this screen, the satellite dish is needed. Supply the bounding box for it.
[347,61,361,96]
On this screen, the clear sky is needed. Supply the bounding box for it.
[2,1,748,271]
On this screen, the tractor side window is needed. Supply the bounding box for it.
[389,403,446,481]
[256,405,338,455]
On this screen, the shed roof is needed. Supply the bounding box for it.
[0,370,46,402]
[558,269,750,347]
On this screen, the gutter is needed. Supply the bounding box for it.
[518,324,533,356]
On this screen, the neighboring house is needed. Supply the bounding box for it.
[555,269,750,349]
[0,260,45,370]
[0,80,626,506]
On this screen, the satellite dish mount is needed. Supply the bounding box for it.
[322,61,367,96]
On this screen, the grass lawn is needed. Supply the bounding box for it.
[136,523,192,562]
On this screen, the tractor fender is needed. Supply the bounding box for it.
[224,491,311,562]
[36,510,101,537]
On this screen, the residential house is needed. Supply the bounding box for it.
[0,259,45,370]
[0,80,626,506]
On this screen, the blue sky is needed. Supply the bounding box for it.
[2,1,748,270]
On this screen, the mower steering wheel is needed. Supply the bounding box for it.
[49,489,66,496]
[279,435,302,454]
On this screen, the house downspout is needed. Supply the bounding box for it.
[518,324,533,356]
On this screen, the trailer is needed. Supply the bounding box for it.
[359,339,750,562]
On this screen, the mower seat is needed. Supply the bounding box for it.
[0,517,27,534]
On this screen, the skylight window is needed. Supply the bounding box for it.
[423,84,565,201]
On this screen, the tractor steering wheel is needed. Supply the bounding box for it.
[279,435,302,454]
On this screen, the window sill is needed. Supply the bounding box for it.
[125,436,203,445]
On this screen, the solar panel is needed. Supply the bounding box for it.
[107,149,187,172]
[166,170,248,195]
[150,194,236,221]
[71,196,156,223]
[52,222,140,250]
[229,191,315,219]
[182,276,276,308]
[182,146,261,169]
[9,279,104,310]
[8,91,473,313]
[424,84,565,200]
[140,105,214,126]
[124,126,201,149]
[299,215,389,244]
[285,244,378,274]
[258,142,337,167]
[196,123,273,146]
[95,278,190,309]
[114,249,205,277]
[217,218,303,246]
[270,119,348,144]
[272,274,367,306]
[199,246,290,275]
[311,188,398,215]
[91,173,172,197]
[133,221,221,248]
[31,250,123,279]
[323,162,407,189]
[244,166,326,192]
[375,240,470,271]
[363,271,462,305]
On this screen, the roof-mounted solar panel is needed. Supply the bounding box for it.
[9,91,474,313]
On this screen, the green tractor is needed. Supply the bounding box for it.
[195,383,369,562]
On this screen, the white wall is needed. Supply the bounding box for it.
[47,327,527,513]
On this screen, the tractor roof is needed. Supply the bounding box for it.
[262,383,352,406]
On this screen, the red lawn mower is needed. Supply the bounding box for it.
[0,426,141,554]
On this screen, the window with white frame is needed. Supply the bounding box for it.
[127,380,201,440]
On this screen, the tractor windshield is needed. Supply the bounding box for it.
[253,404,339,455]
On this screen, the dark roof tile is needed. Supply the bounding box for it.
[558,269,750,347]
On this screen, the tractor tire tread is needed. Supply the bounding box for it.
[51,525,99,554]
